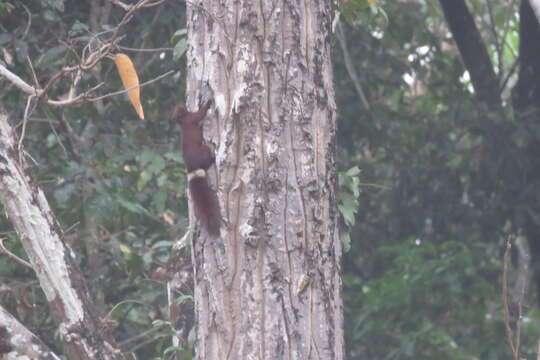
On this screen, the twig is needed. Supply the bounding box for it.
[20,3,32,40]
[500,56,520,92]
[18,96,38,162]
[0,64,40,96]
[502,238,519,360]
[110,0,167,10]
[64,221,80,235]
[119,45,173,52]
[0,238,33,269]
[110,0,131,11]
[49,82,106,107]
[512,235,530,358]
[106,299,149,320]
[88,70,173,102]
[26,56,40,89]
[46,114,69,157]
[336,22,370,111]
[119,323,166,347]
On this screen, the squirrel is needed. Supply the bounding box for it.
[172,101,220,237]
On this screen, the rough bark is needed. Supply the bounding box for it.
[0,106,125,360]
[0,305,61,360]
[181,1,344,359]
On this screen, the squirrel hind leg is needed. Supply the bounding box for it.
[189,177,221,237]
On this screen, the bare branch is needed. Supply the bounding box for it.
[48,82,106,107]
[20,3,32,40]
[501,55,520,92]
[0,0,158,107]
[119,45,173,52]
[0,64,41,96]
[18,95,38,159]
[88,70,173,102]
[0,237,33,269]
[336,22,370,111]
[110,0,131,11]
[26,56,40,89]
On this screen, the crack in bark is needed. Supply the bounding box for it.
[188,1,343,358]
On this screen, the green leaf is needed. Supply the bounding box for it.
[152,190,167,212]
[151,240,173,249]
[171,28,188,43]
[339,195,357,226]
[139,148,155,165]
[43,0,64,12]
[173,38,187,62]
[164,151,183,163]
[118,243,132,257]
[149,155,166,173]
[340,231,351,253]
[346,166,361,177]
[137,170,153,190]
[164,346,185,356]
[118,197,151,216]
[173,294,193,305]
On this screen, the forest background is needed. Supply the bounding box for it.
[0,0,537,359]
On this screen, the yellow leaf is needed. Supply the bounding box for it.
[118,243,132,256]
[162,212,175,225]
[111,53,145,120]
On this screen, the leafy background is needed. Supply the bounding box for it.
[0,0,535,359]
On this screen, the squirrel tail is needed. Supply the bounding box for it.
[188,177,221,237]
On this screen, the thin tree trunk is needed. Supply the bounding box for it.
[439,0,502,109]
[0,105,125,360]
[514,0,540,304]
[181,1,344,359]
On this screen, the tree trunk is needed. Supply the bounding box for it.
[0,105,125,360]
[0,305,61,360]
[182,1,344,359]
[513,0,540,304]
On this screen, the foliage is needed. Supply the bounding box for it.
[339,166,362,252]
[333,0,537,359]
[344,239,527,359]
[0,1,188,358]
[339,0,388,29]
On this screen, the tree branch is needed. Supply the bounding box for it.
[0,105,126,360]
[0,0,166,109]
[0,64,40,96]
[335,22,370,111]
[0,305,61,359]
[438,0,502,109]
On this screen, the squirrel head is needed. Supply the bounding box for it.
[172,104,189,124]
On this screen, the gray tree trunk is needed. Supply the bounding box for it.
[183,1,344,359]
[0,106,125,360]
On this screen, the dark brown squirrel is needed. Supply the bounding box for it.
[172,101,220,237]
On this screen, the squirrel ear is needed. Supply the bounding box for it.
[172,104,187,121]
